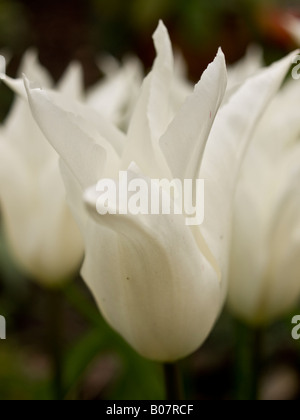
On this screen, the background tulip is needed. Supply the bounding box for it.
[23,22,295,362]
[86,56,143,131]
[226,46,263,98]
[0,51,84,287]
[228,77,300,326]
[0,48,149,286]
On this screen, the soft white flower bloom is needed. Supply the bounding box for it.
[86,56,143,131]
[0,49,147,286]
[86,52,192,132]
[0,51,84,287]
[228,76,300,326]
[226,46,264,98]
[24,22,294,361]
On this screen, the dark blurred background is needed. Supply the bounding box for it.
[0,0,299,120]
[0,0,300,400]
[1,0,300,83]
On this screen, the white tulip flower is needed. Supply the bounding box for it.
[86,52,192,132]
[228,77,300,326]
[0,51,84,287]
[86,56,143,131]
[23,22,295,360]
[0,48,149,287]
[226,46,264,100]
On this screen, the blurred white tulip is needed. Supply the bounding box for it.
[228,76,300,326]
[86,56,143,132]
[24,22,294,360]
[86,52,192,132]
[0,48,152,287]
[226,46,264,101]
[0,51,84,287]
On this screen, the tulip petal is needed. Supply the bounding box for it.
[35,158,83,283]
[86,57,142,128]
[122,21,175,179]
[59,160,88,230]
[225,45,263,103]
[0,138,40,274]
[199,51,298,292]
[0,53,57,171]
[0,50,52,100]
[228,170,271,324]
[0,139,35,232]
[24,78,125,187]
[0,137,83,284]
[228,78,300,324]
[1,94,57,170]
[57,62,84,100]
[268,177,300,320]
[82,170,221,361]
[148,21,175,141]
[160,49,227,181]
[17,50,52,86]
[230,147,300,324]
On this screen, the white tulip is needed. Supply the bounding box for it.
[0,48,147,286]
[0,51,84,287]
[228,76,300,326]
[86,56,143,131]
[226,46,264,101]
[86,53,192,132]
[24,22,294,361]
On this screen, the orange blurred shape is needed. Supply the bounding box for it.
[257,7,300,48]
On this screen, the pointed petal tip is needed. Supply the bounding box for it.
[215,48,226,66]
[215,48,227,73]
[193,47,227,93]
[151,20,174,73]
[22,48,39,64]
[61,61,84,81]
[68,61,83,73]
[217,47,224,57]
[157,19,167,32]
[153,20,169,43]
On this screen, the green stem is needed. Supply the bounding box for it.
[47,288,64,400]
[163,363,184,400]
[234,319,263,400]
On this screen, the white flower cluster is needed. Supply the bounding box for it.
[0,20,300,361]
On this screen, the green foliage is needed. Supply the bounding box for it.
[0,0,28,50]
